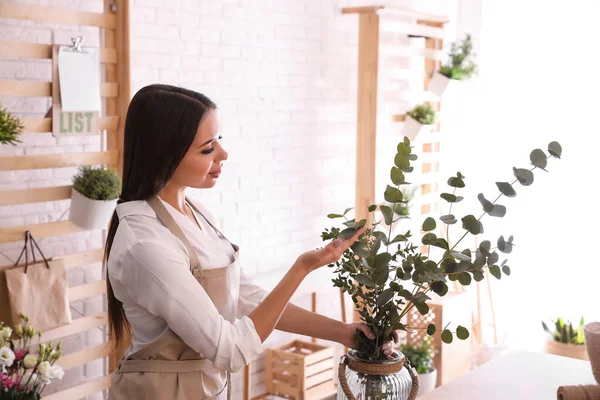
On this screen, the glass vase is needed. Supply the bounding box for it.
[337,350,418,400]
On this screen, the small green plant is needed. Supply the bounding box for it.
[439,34,477,81]
[542,317,585,345]
[394,186,417,217]
[407,103,437,125]
[0,102,24,146]
[73,165,121,201]
[399,339,435,374]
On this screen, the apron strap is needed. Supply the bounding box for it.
[185,197,230,242]
[147,196,201,271]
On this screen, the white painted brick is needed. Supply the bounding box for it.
[202,43,241,59]
[135,23,179,39]
[180,26,220,43]
[131,6,156,22]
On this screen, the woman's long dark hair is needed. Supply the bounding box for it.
[104,84,216,353]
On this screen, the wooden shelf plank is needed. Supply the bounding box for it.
[380,20,444,39]
[341,5,449,24]
[0,41,117,63]
[22,116,119,134]
[0,80,118,98]
[43,375,111,400]
[0,185,72,206]
[59,343,111,370]
[39,312,107,343]
[69,280,106,302]
[0,220,83,243]
[59,248,105,270]
[0,3,117,29]
[393,114,406,122]
[0,150,118,171]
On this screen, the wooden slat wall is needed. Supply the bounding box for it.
[0,1,129,399]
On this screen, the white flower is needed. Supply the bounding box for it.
[19,371,37,388]
[50,365,64,380]
[37,361,51,377]
[23,354,37,369]
[1,327,11,340]
[0,347,15,367]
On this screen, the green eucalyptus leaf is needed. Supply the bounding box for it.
[489,265,501,280]
[389,234,408,244]
[488,252,499,265]
[447,176,465,188]
[384,185,403,203]
[374,253,392,270]
[441,258,457,274]
[472,270,485,281]
[368,204,378,212]
[451,251,471,262]
[502,265,511,276]
[422,233,437,245]
[477,193,494,212]
[427,324,436,336]
[513,167,534,186]
[394,154,411,172]
[415,302,429,316]
[397,142,411,156]
[440,214,457,224]
[530,149,548,169]
[356,219,367,229]
[351,242,370,258]
[355,274,374,287]
[373,231,389,246]
[343,207,354,216]
[408,154,418,161]
[377,288,395,306]
[327,213,343,219]
[339,228,356,239]
[489,204,507,218]
[461,215,482,235]
[442,330,453,344]
[458,272,472,285]
[440,193,457,203]
[373,265,390,285]
[473,255,486,269]
[380,205,393,225]
[479,240,491,257]
[496,182,516,197]
[423,217,436,231]
[548,141,562,158]
[433,238,449,250]
[456,326,470,340]
[431,281,448,296]
[391,167,405,185]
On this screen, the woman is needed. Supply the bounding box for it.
[106,84,395,399]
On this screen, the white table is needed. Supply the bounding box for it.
[421,350,596,399]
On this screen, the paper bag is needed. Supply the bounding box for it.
[4,232,71,332]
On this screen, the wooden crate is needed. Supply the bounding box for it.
[264,340,336,400]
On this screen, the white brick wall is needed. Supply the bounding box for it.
[1,0,465,398]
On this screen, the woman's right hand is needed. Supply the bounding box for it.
[295,227,366,274]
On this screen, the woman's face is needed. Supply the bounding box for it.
[170,109,228,189]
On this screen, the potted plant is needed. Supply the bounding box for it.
[69,165,121,230]
[0,313,65,399]
[399,339,437,396]
[542,317,588,361]
[428,34,477,99]
[0,103,23,146]
[403,103,437,141]
[323,138,562,400]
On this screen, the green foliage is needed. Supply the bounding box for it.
[542,317,585,345]
[399,339,435,374]
[0,102,24,146]
[407,103,437,125]
[322,137,562,361]
[393,186,417,216]
[72,165,121,201]
[438,34,477,81]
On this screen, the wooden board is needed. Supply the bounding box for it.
[0,186,72,206]
[69,280,107,302]
[21,116,118,133]
[59,344,111,370]
[39,312,107,343]
[0,80,118,98]
[0,221,83,244]
[0,150,118,171]
[43,375,111,400]
[0,3,116,28]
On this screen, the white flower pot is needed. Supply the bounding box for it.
[427,72,456,99]
[417,368,437,397]
[544,339,589,361]
[69,188,117,230]
[403,115,434,141]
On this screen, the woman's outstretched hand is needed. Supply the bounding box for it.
[340,324,400,359]
[296,227,365,274]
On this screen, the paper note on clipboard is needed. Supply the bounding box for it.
[57,38,101,112]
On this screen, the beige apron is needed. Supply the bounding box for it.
[110,196,241,400]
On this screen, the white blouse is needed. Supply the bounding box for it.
[107,197,268,373]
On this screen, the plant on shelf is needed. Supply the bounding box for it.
[543,317,585,345]
[73,165,121,201]
[394,186,418,217]
[0,313,65,399]
[69,165,121,230]
[439,34,477,81]
[406,103,437,126]
[322,138,563,363]
[0,103,23,146]
[399,340,435,375]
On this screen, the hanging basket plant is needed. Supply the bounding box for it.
[0,102,24,146]
[69,165,121,230]
[428,34,477,99]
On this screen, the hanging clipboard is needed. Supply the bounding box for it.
[51,37,100,137]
